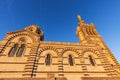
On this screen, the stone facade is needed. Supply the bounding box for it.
[0,15,120,80]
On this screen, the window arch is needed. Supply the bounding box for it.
[68,55,74,66]
[16,44,25,57]
[45,54,51,65]
[86,28,90,35]
[19,37,26,43]
[89,55,95,66]
[8,44,18,57]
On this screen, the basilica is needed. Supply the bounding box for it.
[0,15,120,80]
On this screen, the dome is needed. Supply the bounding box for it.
[24,25,44,35]
[24,25,44,41]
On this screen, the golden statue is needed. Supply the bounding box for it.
[77,15,82,21]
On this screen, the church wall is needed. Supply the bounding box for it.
[0,40,118,78]
[63,51,82,72]
[0,24,119,79]
[0,50,28,78]
[63,73,83,80]
[0,73,24,78]
[36,49,59,78]
[35,42,114,79]
[83,52,106,72]
[0,35,34,78]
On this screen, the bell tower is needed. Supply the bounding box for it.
[76,15,119,66]
[76,15,105,48]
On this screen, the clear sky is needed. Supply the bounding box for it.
[0,0,120,62]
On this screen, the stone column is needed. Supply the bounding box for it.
[58,54,64,77]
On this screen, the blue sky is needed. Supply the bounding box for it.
[0,0,120,62]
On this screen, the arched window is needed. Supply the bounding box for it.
[16,44,25,57]
[86,28,90,35]
[45,54,51,65]
[89,29,93,35]
[8,44,18,57]
[89,55,95,66]
[68,55,74,66]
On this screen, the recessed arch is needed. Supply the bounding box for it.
[81,48,102,66]
[6,32,36,43]
[62,49,80,66]
[62,47,81,57]
[0,32,34,55]
[80,48,102,65]
[37,46,59,62]
[83,52,98,58]
[81,48,100,57]
[82,51,97,66]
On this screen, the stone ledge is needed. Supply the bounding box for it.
[0,77,67,80]
[82,77,120,80]
[0,78,45,80]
